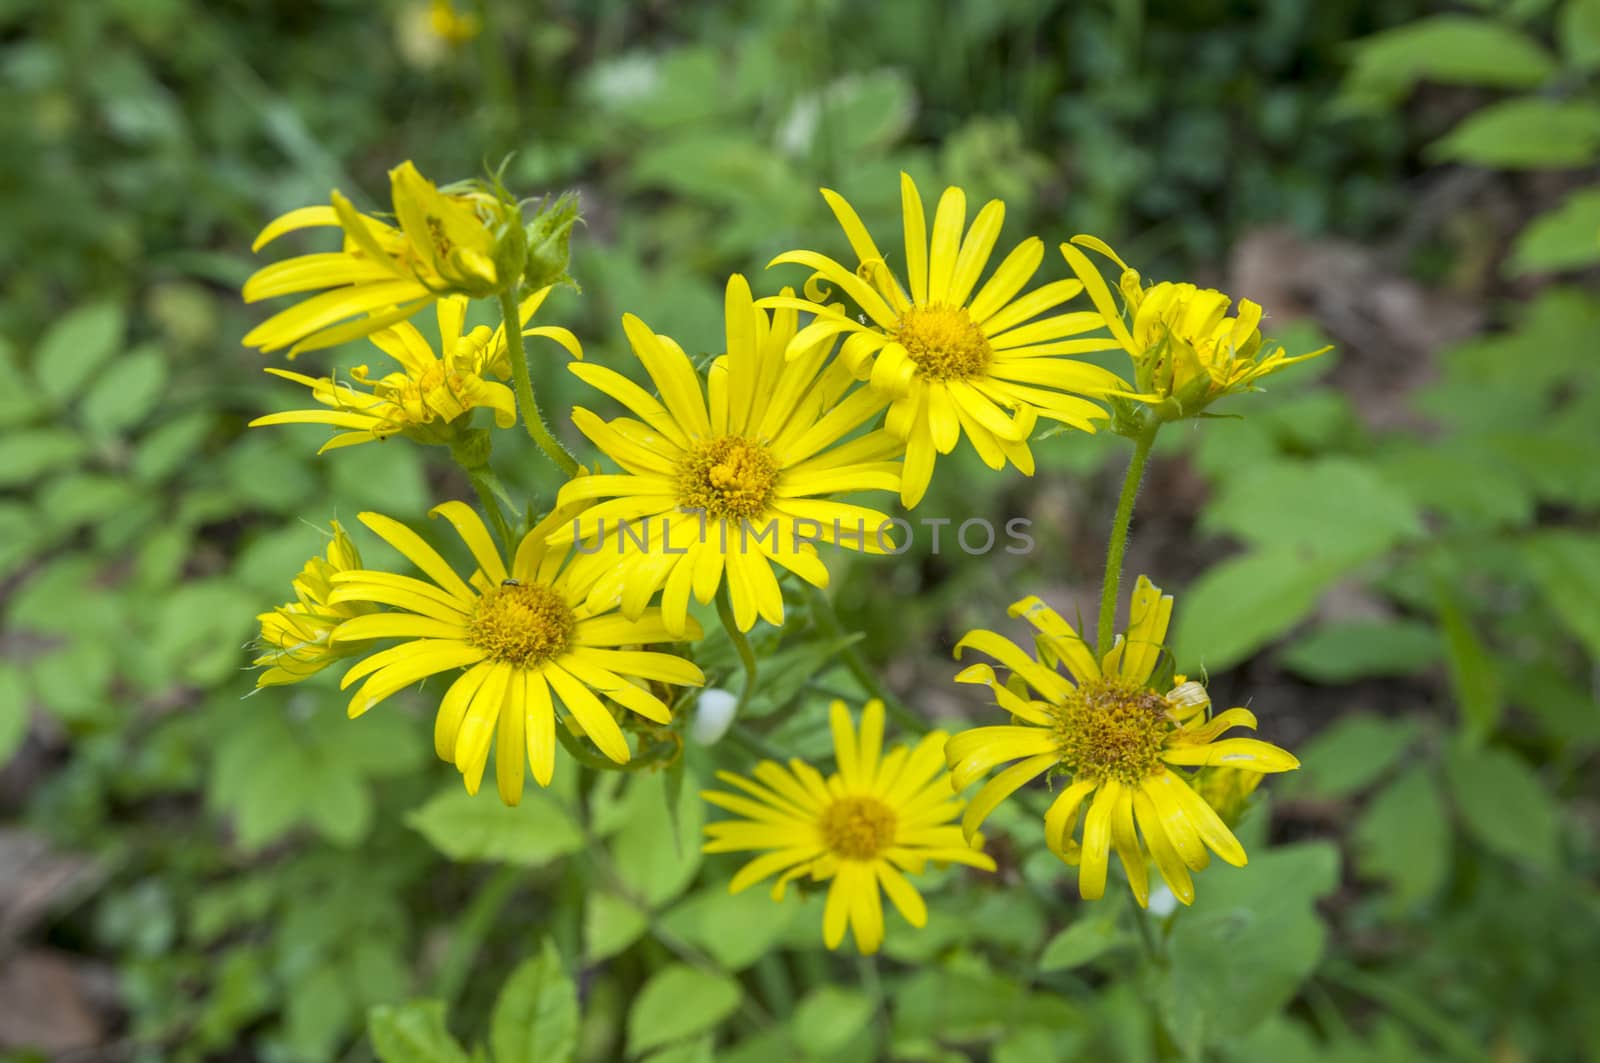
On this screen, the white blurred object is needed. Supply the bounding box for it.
[691,688,739,746]
[1147,883,1178,918]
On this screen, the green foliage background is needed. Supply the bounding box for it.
[2,0,1598,1060]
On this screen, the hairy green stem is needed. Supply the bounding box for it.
[498,286,580,478]
[1097,420,1159,657]
[808,585,927,734]
[468,469,515,550]
[716,585,759,717]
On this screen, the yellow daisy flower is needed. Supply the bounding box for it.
[702,699,996,955]
[945,576,1300,907]
[254,521,377,687]
[547,274,902,634]
[249,291,579,452]
[767,173,1128,508]
[428,0,482,43]
[1060,235,1331,419]
[243,161,517,356]
[325,500,705,804]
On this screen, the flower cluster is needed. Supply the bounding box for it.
[242,162,1310,951]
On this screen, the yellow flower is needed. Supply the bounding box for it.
[767,173,1127,508]
[249,292,578,451]
[254,522,377,687]
[547,274,902,634]
[702,700,996,955]
[1060,236,1331,419]
[326,500,705,804]
[945,576,1299,907]
[428,0,482,43]
[243,161,517,356]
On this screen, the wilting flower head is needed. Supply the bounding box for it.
[766,174,1127,508]
[242,161,528,356]
[325,498,704,804]
[945,576,1299,906]
[549,274,902,634]
[250,291,579,451]
[254,522,378,686]
[702,700,996,955]
[1060,236,1330,421]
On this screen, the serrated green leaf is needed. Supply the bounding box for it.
[368,1001,471,1063]
[1289,714,1418,799]
[1430,98,1600,168]
[584,891,650,963]
[0,428,88,488]
[1509,187,1600,275]
[406,787,585,866]
[34,300,126,408]
[490,939,579,1063]
[1522,531,1600,660]
[626,965,742,1057]
[1279,621,1441,684]
[1163,843,1339,1047]
[1444,742,1560,870]
[1037,909,1127,972]
[1173,546,1366,672]
[793,986,876,1057]
[80,345,167,434]
[1341,16,1557,108]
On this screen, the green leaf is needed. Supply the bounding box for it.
[490,939,579,1063]
[1290,714,1418,799]
[1444,742,1560,870]
[610,772,704,908]
[1340,16,1556,107]
[30,639,116,724]
[1509,188,1600,275]
[1375,444,1534,529]
[1037,909,1127,972]
[1521,531,1600,660]
[33,300,127,408]
[0,663,30,767]
[1430,98,1600,169]
[368,1001,471,1063]
[1355,767,1451,908]
[37,473,138,533]
[1201,458,1423,557]
[793,986,876,1057]
[658,886,797,971]
[1163,843,1340,1046]
[1173,546,1365,672]
[80,344,167,434]
[808,69,916,157]
[0,428,88,488]
[892,968,1077,1042]
[406,787,585,866]
[1279,621,1441,684]
[132,411,213,482]
[584,891,650,963]
[643,1036,715,1063]
[626,965,742,1057]
[1560,0,1600,69]
[1434,584,1502,740]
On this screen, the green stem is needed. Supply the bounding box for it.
[468,469,515,551]
[808,585,927,734]
[498,286,580,478]
[716,585,759,717]
[1128,892,1161,964]
[431,865,521,1008]
[1097,419,1159,657]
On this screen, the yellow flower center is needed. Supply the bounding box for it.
[893,304,993,381]
[819,796,897,861]
[1052,675,1175,786]
[468,582,574,666]
[676,436,780,521]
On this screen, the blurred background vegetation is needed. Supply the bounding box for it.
[2,0,1598,1060]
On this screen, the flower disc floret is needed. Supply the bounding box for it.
[676,436,780,521]
[893,304,993,381]
[1053,675,1173,786]
[820,796,897,861]
[468,582,574,666]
